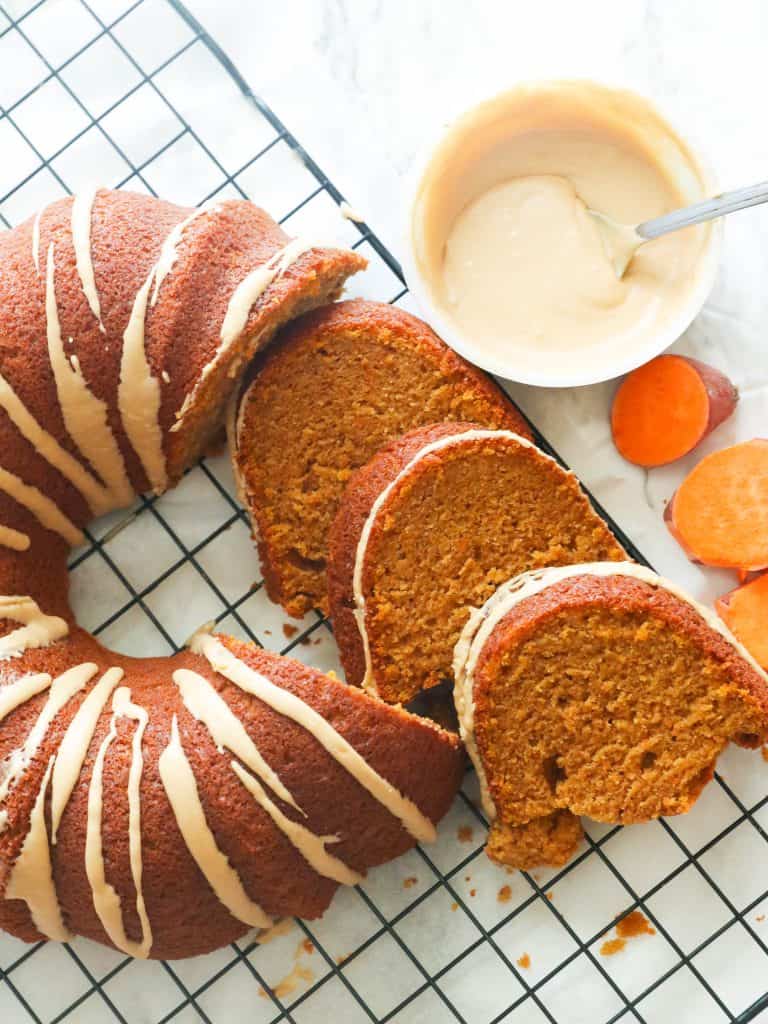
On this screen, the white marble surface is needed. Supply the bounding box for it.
[187,0,768,606]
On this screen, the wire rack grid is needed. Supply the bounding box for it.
[0,2,767,1022]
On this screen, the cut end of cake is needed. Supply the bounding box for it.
[231,299,529,618]
[166,247,367,483]
[328,424,625,707]
[457,563,768,870]
[486,812,584,871]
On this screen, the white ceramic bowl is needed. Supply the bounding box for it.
[401,81,722,388]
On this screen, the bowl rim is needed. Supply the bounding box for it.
[400,78,723,389]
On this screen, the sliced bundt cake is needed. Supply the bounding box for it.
[454,562,768,870]
[229,299,529,617]
[0,189,465,960]
[327,423,625,705]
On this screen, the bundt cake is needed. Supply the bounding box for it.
[327,423,625,705]
[0,188,464,960]
[454,562,768,870]
[229,299,530,617]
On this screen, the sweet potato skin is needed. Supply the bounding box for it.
[689,357,739,436]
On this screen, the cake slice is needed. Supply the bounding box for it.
[327,423,625,705]
[229,300,529,617]
[454,563,768,870]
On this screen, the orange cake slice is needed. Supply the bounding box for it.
[229,299,529,617]
[454,562,768,870]
[327,423,625,705]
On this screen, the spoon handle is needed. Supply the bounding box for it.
[638,179,768,240]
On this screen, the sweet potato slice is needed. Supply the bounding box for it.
[611,355,738,467]
[717,573,768,669]
[666,439,768,569]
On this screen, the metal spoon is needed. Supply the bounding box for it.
[591,179,768,278]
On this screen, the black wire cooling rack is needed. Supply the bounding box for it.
[1,2,768,1022]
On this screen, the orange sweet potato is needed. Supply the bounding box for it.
[717,573,768,669]
[611,355,738,467]
[666,439,768,570]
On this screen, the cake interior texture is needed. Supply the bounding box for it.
[473,575,768,867]
[332,426,625,705]
[232,300,528,617]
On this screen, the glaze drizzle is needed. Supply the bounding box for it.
[158,714,273,929]
[71,188,105,333]
[86,686,152,958]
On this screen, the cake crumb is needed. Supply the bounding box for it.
[757,914,766,923]
[617,910,655,939]
[403,876,418,889]
[545,891,553,901]
[266,938,316,998]
[464,875,471,882]
[457,825,474,843]
[264,629,272,635]
[300,633,312,645]
[336,954,348,965]
[517,953,531,969]
[282,623,298,639]
[600,937,626,957]
[469,888,477,898]
[497,885,512,903]
[600,910,655,957]
[450,902,458,912]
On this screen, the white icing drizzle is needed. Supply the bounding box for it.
[158,714,272,928]
[190,632,436,843]
[231,760,361,886]
[0,465,84,547]
[226,387,262,547]
[174,668,360,885]
[85,686,152,958]
[71,188,105,333]
[5,755,71,941]
[45,243,133,509]
[50,666,123,844]
[171,237,314,433]
[173,668,299,810]
[0,596,69,659]
[339,201,364,223]
[0,672,51,721]
[0,663,96,808]
[0,371,112,515]
[31,208,42,276]
[453,561,768,822]
[150,203,219,307]
[0,526,30,552]
[219,238,314,350]
[119,274,165,494]
[352,429,546,695]
[118,204,220,495]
